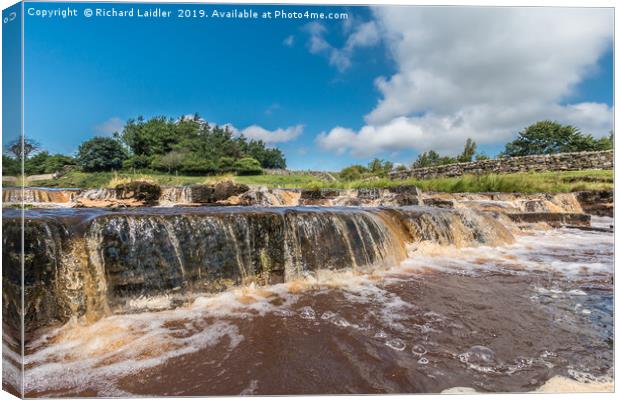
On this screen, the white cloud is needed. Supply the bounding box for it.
[177,118,302,145]
[283,35,295,47]
[305,20,380,72]
[240,124,304,144]
[95,117,124,135]
[317,7,613,156]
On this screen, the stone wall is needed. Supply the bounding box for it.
[390,150,613,180]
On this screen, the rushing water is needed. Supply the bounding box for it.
[3,212,612,396]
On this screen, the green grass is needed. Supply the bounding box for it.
[29,170,327,189]
[24,169,613,193]
[346,170,613,193]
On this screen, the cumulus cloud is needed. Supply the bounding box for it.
[316,7,613,156]
[95,117,124,135]
[174,116,302,145]
[240,124,304,144]
[305,20,380,72]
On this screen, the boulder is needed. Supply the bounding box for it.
[189,181,250,204]
[115,181,161,205]
[386,185,423,206]
[213,180,250,200]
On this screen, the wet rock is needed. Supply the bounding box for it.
[237,187,301,206]
[507,212,591,227]
[386,185,424,206]
[356,188,382,200]
[213,180,250,200]
[188,185,215,203]
[423,198,455,208]
[190,181,250,204]
[299,189,344,205]
[576,190,613,217]
[115,181,161,205]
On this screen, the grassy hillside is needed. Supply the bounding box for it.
[23,169,613,193]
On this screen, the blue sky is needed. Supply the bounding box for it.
[21,3,613,170]
[2,2,21,149]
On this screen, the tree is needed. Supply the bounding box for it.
[233,157,263,175]
[152,151,185,173]
[179,153,219,175]
[502,121,610,157]
[116,115,287,173]
[24,152,75,175]
[2,155,20,176]
[367,158,394,177]
[76,137,127,172]
[458,138,477,162]
[5,137,40,159]
[412,150,441,168]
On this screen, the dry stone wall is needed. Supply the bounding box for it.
[390,150,613,180]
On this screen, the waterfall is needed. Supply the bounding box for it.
[3,206,515,335]
[2,188,79,204]
[159,186,193,205]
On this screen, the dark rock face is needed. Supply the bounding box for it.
[507,212,591,227]
[297,186,423,207]
[299,189,343,200]
[187,185,216,203]
[576,190,613,217]
[115,181,162,205]
[189,181,250,203]
[386,185,423,206]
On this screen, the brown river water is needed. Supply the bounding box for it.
[2,211,614,396]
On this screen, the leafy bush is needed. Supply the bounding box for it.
[2,155,21,176]
[179,153,219,175]
[339,165,368,181]
[123,154,152,170]
[233,157,263,175]
[218,156,236,172]
[20,151,76,175]
[77,137,127,172]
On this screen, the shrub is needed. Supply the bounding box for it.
[339,165,367,181]
[123,154,152,170]
[233,157,263,175]
[218,156,236,172]
[179,153,219,175]
[2,155,21,176]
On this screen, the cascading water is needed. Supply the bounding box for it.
[2,188,79,204]
[2,206,513,335]
[158,187,193,205]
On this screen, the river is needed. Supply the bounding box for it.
[2,209,612,396]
